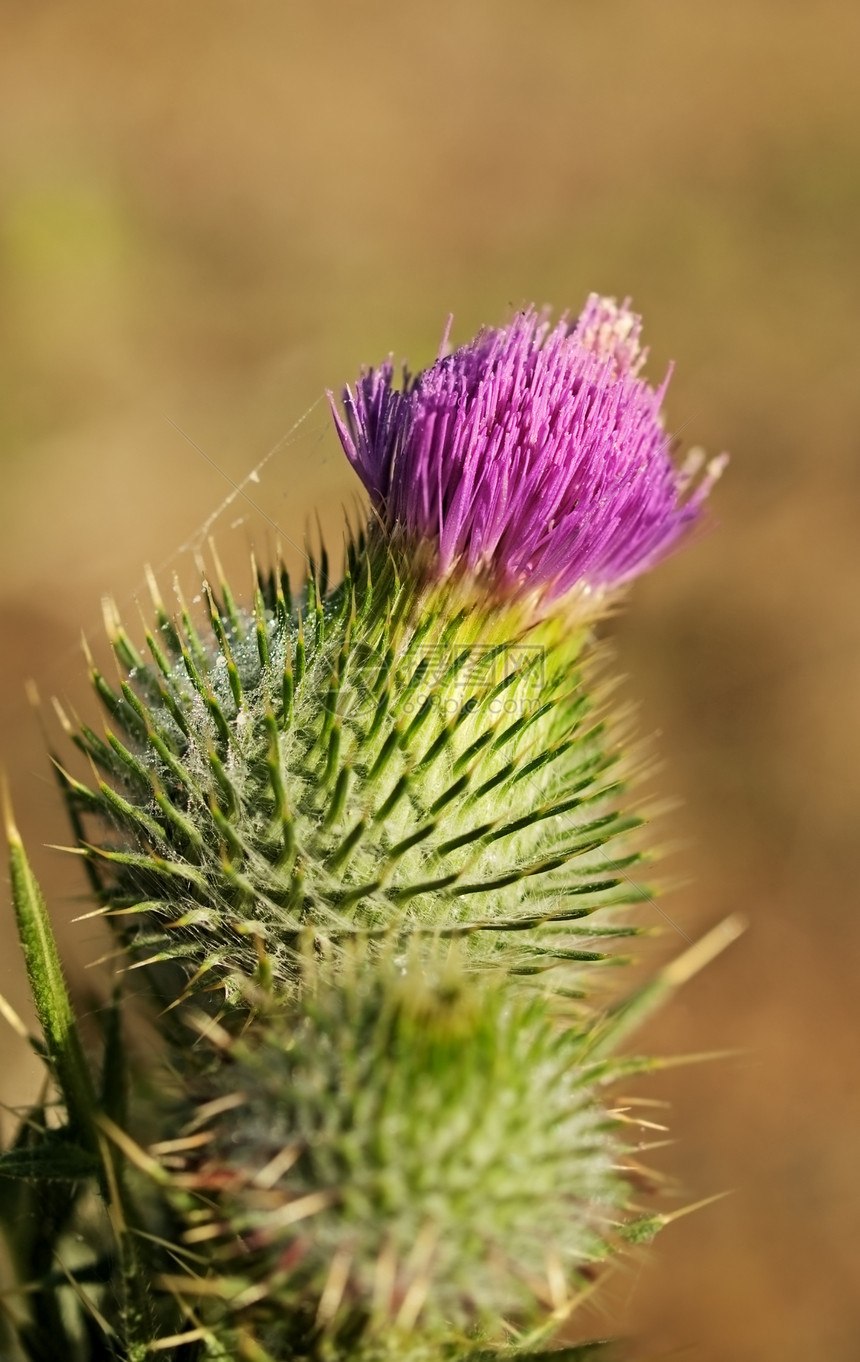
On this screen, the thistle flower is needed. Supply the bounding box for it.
[2,297,733,1362]
[331,296,726,602]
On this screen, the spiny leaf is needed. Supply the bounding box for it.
[3,788,96,1147]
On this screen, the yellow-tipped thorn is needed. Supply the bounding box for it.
[661,1189,733,1226]
[95,1113,168,1183]
[51,697,74,736]
[662,913,747,990]
[101,595,119,644]
[207,536,229,590]
[316,1247,352,1326]
[184,1009,233,1051]
[144,563,166,613]
[0,988,31,1042]
[1,772,20,845]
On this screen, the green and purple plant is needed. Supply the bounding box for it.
[1,296,738,1361]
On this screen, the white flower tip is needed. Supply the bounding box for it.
[576,293,646,376]
[706,452,730,482]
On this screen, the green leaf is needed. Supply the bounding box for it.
[3,785,97,1148]
[0,1140,99,1182]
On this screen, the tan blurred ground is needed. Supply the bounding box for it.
[1,3,859,1358]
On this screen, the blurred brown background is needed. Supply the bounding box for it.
[1,2,859,1358]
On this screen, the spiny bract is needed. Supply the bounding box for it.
[60,534,649,1011]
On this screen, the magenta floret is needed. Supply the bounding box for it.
[331,297,725,600]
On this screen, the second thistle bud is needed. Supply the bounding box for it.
[158,958,635,1357]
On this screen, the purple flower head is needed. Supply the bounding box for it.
[330,297,726,601]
